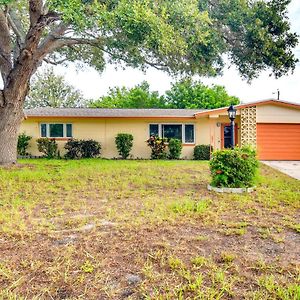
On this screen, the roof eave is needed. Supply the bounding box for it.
[25,115,197,119]
[194,99,300,118]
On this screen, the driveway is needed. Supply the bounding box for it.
[261,161,300,180]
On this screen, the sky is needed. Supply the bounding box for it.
[53,0,300,104]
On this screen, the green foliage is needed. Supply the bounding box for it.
[146,136,168,159]
[2,0,299,83]
[194,145,212,160]
[115,133,134,159]
[0,0,11,5]
[90,80,239,109]
[166,79,240,109]
[37,138,58,159]
[17,133,32,156]
[168,139,182,160]
[43,0,297,80]
[64,139,82,159]
[80,140,101,158]
[45,0,222,76]
[210,146,259,188]
[25,68,86,109]
[90,81,166,108]
[64,139,101,159]
[198,0,298,80]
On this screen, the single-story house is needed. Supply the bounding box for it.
[21,99,300,160]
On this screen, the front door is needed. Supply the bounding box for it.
[221,123,238,148]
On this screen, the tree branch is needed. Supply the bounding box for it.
[0,89,4,107]
[38,35,169,71]
[144,59,168,70]
[0,9,12,84]
[4,4,61,95]
[29,0,43,27]
[7,9,25,45]
[37,23,69,51]
[43,57,68,65]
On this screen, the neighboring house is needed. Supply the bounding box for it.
[21,99,300,160]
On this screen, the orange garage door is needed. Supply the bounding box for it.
[257,123,300,160]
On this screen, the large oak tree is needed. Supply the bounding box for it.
[0,0,298,164]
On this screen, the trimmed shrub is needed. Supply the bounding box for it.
[146,135,168,159]
[64,139,101,159]
[64,139,82,159]
[37,138,58,158]
[115,133,134,159]
[81,139,101,158]
[17,133,32,156]
[210,146,259,188]
[194,145,212,160]
[168,138,182,159]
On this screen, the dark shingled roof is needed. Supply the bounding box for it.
[24,107,206,118]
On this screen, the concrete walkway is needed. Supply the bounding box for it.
[261,161,300,180]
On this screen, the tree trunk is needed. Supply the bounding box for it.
[0,89,26,165]
[0,117,20,165]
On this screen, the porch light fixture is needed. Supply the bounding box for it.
[227,105,237,121]
[227,105,237,148]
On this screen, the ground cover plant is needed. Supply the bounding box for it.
[0,160,299,299]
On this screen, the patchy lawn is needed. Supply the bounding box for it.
[0,159,299,299]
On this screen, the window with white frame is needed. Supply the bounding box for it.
[40,123,73,138]
[149,124,195,144]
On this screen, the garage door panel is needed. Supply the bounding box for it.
[257,124,300,160]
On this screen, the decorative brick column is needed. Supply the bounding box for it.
[240,106,257,147]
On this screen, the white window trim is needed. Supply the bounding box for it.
[149,123,196,144]
[40,123,73,138]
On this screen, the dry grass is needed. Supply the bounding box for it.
[0,159,299,299]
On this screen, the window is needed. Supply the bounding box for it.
[162,124,182,140]
[40,123,73,138]
[41,123,47,137]
[49,124,64,138]
[149,124,195,144]
[149,124,159,136]
[185,125,194,143]
[66,124,73,138]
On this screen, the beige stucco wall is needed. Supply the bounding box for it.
[205,114,241,149]
[257,104,300,123]
[20,118,200,159]
[20,115,242,159]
